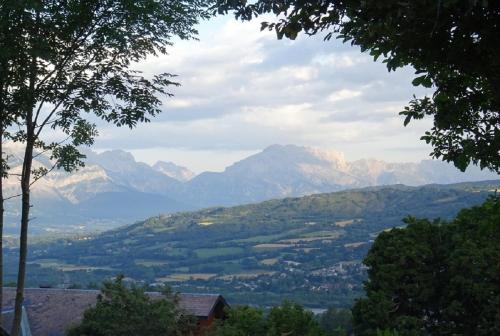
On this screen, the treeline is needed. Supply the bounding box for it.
[70,197,500,335]
[68,276,354,336]
[214,198,500,335]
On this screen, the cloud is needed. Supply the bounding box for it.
[92,15,435,172]
[328,89,362,102]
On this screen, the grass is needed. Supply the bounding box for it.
[276,230,344,244]
[30,259,114,272]
[198,221,214,226]
[295,248,320,253]
[156,273,216,282]
[335,219,356,227]
[301,230,343,238]
[194,247,244,259]
[143,244,187,256]
[253,243,292,250]
[344,242,367,248]
[260,258,279,266]
[135,259,168,267]
[232,229,305,244]
[233,233,286,244]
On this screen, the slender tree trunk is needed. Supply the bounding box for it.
[0,54,7,328]
[0,8,7,323]
[11,25,37,333]
[0,136,4,325]
[11,136,34,336]
[0,70,5,326]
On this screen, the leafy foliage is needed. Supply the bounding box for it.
[319,308,352,336]
[215,302,324,336]
[267,301,325,336]
[352,197,500,335]
[66,276,196,336]
[214,306,267,336]
[215,0,500,172]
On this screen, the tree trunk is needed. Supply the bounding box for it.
[10,137,34,336]
[0,67,5,326]
[0,137,4,325]
[11,6,39,334]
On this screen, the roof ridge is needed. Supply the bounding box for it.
[5,287,100,293]
[179,293,221,296]
[6,288,222,298]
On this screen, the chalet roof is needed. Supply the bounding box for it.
[1,307,33,336]
[177,293,227,318]
[2,287,228,336]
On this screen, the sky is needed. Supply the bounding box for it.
[93,15,434,174]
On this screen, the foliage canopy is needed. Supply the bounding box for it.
[66,276,197,336]
[215,0,500,172]
[319,307,352,336]
[352,197,500,335]
[215,301,324,336]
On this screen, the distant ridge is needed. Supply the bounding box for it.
[3,143,498,234]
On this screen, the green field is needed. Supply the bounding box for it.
[194,247,245,259]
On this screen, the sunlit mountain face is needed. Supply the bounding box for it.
[3,143,497,235]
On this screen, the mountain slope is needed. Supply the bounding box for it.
[153,161,196,182]
[20,180,499,306]
[182,144,498,207]
[3,145,184,235]
[3,143,498,234]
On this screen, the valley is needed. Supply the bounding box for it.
[6,180,497,308]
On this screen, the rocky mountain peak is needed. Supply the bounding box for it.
[153,161,196,182]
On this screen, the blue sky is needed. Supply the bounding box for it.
[93,15,434,173]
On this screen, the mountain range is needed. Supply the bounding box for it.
[3,143,498,235]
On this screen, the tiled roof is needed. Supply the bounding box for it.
[3,288,98,336]
[2,307,33,336]
[2,288,227,336]
[177,293,227,318]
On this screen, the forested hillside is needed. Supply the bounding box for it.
[9,180,498,307]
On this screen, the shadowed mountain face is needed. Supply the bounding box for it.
[3,144,498,235]
[3,145,188,235]
[182,144,498,207]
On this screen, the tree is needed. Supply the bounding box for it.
[213,302,325,336]
[66,276,197,336]
[352,197,500,335]
[214,306,267,336]
[319,308,352,336]
[0,1,210,335]
[215,0,500,172]
[267,301,325,336]
[0,2,31,317]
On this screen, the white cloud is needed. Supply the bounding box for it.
[312,53,367,67]
[327,89,362,102]
[241,103,318,129]
[93,15,434,172]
